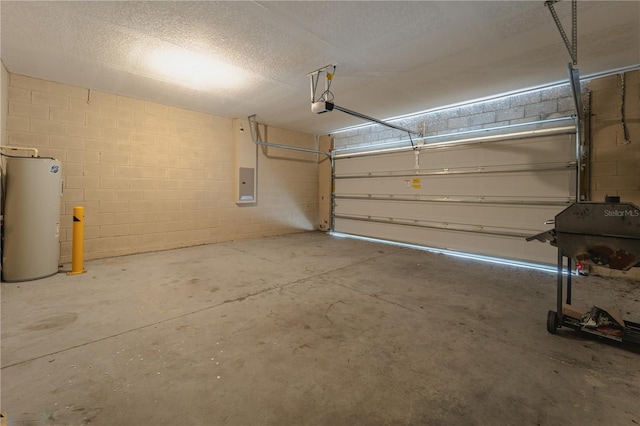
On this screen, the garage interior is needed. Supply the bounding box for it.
[0,1,639,425]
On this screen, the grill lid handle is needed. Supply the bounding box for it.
[526,229,556,244]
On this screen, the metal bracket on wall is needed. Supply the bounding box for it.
[567,64,587,202]
[568,64,584,122]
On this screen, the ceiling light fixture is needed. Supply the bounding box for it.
[149,47,245,91]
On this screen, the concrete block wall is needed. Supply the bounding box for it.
[255,126,319,231]
[333,85,576,150]
[5,73,318,263]
[588,70,640,205]
[332,70,640,205]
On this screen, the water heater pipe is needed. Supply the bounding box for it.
[0,145,39,157]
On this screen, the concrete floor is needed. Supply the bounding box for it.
[1,231,639,426]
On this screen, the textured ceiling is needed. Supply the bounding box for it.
[1,1,638,135]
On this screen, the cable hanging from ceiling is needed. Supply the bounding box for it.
[620,72,631,145]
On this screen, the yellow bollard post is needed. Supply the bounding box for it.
[68,206,87,275]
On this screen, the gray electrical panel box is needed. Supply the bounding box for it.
[238,167,255,202]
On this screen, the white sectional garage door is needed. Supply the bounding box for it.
[333,128,577,266]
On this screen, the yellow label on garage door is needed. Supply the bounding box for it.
[412,178,421,189]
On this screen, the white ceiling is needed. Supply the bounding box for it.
[1,1,638,135]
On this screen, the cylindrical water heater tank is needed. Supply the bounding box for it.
[2,157,62,282]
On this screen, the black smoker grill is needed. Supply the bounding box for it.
[528,197,640,344]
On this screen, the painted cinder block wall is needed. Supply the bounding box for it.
[1,68,638,265]
[332,69,640,206]
[4,73,318,263]
[588,71,639,204]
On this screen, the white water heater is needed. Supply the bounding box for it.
[2,157,62,282]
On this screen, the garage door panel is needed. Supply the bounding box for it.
[334,199,561,233]
[334,218,557,265]
[335,170,575,200]
[335,135,575,177]
[333,130,577,265]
